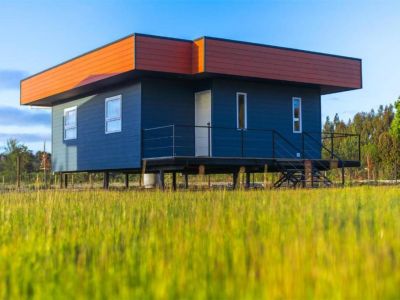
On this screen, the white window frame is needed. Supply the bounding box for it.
[63,106,77,140]
[236,92,247,130]
[292,97,302,133]
[105,95,122,134]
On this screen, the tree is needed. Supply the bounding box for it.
[325,101,397,180]
[390,97,400,140]
[1,139,34,178]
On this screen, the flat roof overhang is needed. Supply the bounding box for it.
[21,33,362,107]
[26,70,361,107]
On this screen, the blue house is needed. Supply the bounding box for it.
[20,34,362,188]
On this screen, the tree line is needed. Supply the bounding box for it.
[0,139,51,182]
[323,97,400,180]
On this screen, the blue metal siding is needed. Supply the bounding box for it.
[52,83,141,172]
[141,78,197,157]
[211,79,321,158]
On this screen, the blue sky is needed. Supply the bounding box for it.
[0,0,399,151]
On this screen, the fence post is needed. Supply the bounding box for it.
[207,122,211,157]
[330,133,334,159]
[302,133,305,159]
[341,165,345,187]
[358,134,361,162]
[16,155,21,189]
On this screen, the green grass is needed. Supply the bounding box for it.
[0,187,399,299]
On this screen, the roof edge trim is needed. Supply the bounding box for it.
[203,36,362,62]
[21,34,135,82]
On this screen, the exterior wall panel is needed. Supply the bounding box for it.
[211,78,321,158]
[141,78,196,158]
[52,83,141,172]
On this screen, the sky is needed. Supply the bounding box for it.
[0,0,399,152]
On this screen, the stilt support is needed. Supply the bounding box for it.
[59,173,64,189]
[103,172,109,189]
[158,170,165,190]
[245,172,251,189]
[125,173,129,189]
[64,173,68,188]
[184,174,189,189]
[172,172,177,191]
[232,171,239,189]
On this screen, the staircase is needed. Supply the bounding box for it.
[273,161,333,188]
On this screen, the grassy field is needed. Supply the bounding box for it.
[0,187,399,299]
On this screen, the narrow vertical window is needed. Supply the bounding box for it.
[105,95,122,134]
[236,92,247,129]
[292,97,302,133]
[64,106,77,140]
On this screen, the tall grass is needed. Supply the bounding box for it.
[0,187,399,299]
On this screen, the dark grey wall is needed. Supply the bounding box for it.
[211,79,321,158]
[52,83,141,172]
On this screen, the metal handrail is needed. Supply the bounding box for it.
[142,124,360,163]
[303,131,348,185]
[303,132,342,161]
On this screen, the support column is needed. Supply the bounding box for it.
[184,174,189,189]
[59,173,64,189]
[103,172,109,189]
[89,173,93,188]
[158,170,165,190]
[232,171,239,190]
[64,173,68,189]
[304,160,312,188]
[263,164,268,189]
[125,173,129,189]
[245,172,251,189]
[172,172,177,191]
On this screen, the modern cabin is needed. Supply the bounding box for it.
[20,33,362,188]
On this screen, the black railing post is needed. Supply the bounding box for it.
[272,130,275,158]
[207,122,211,157]
[358,134,361,162]
[241,129,244,157]
[172,125,175,157]
[302,133,305,159]
[330,132,334,159]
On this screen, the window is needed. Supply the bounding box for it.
[236,92,247,129]
[105,95,122,134]
[64,106,77,140]
[292,97,302,133]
